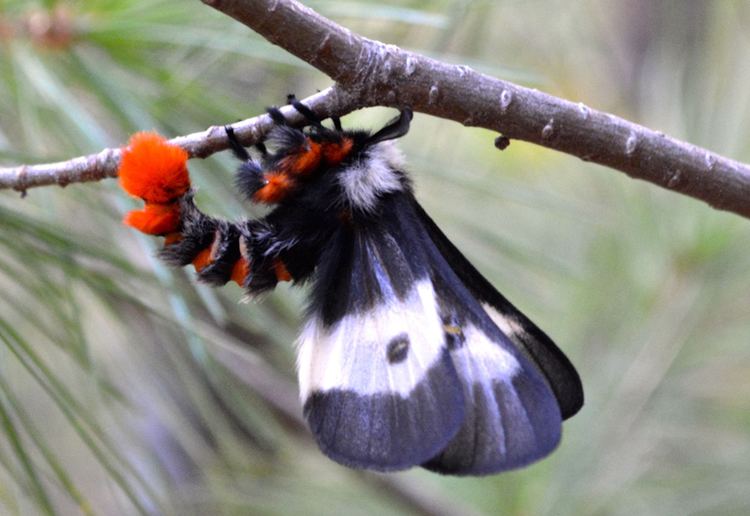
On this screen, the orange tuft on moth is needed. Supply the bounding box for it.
[164,232,183,245]
[322,138,353,164]
[273,259,292,282]
[230,258,251,286]
[284,139,322,175]
[192,247,213,273]
[253,172,295,204]
[119,132,190,204]
[123,202,180,235]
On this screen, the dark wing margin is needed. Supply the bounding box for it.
[303,348,465,471]
[412,201,584,420]
[408,196,563,475]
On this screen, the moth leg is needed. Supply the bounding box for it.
[366,109,413,145]
[226,121,268,157]
[225,125,250,161]
[223,126,268,202]
[269,95,326,131]
[267,106,288,126]
[287,94,324,129]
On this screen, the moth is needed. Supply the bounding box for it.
[117,98,583,475]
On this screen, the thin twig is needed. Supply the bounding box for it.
[0,86,359,193]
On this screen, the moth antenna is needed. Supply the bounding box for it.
[225,125,251,161]
[331,116,343,132]
[366,109,414,145]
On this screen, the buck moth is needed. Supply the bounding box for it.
[117,99,583,475]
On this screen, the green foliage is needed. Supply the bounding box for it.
[1,1,749,514]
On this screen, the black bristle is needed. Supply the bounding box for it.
[266,125,308,153]
[159,196,218,267]
[235,161,266,200]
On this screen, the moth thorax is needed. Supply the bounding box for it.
[338,141,406,212]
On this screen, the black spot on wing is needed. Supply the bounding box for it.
[303,349,465,472]
[412,200,583,419]
[386,333,410,364]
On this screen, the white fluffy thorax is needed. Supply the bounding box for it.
[338,141,406,212]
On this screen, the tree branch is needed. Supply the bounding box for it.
[0,86,360,194]
[200,0,750,219]
[2,0,749,221]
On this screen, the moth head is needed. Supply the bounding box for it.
[332,109,413,213]
[362,109,413,147]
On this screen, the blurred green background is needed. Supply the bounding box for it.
[1,1,749,515]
